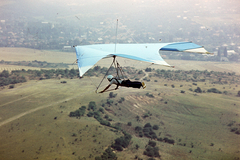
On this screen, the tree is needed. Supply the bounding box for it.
[143,145,160,158]
[112,134,132,150]
[145,68,152,72]
[148,141,156,147]
[9,84,15,89]
[135,126,142,132]
[0,70,9,78]
[144,123,152,128]
[194,87,202,93]
[237,91,240,97]
[152,125,159,130]
[88,101,97,111]
[96,147,117,160]
[136,144,139,150]
[98,107,104,113]
[109,92,117,98]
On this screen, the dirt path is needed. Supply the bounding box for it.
[0,93,86,127]
[140,70,149,81]
[0,92,40,108]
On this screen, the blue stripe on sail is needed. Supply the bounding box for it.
[160,48,179,51]
[160,42,202,52]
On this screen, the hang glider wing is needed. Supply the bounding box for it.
[74,42,210,77]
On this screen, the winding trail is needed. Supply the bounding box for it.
[140,70,149,81]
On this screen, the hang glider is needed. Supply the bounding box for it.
[74,41,211,77]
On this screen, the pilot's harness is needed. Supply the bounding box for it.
[95,56,127,93]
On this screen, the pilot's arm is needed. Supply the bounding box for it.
[99,84,111,93]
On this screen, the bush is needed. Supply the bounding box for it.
[99,107,104,113]
[194,87,202,93]
[144,145,160,158]
[107,99,114,105]
[69,106,86,117]
[146,93,154,98]
[118,97,125,103]
[88,101,97,111]
[0,70,9,78]
[148,141,156,147]
[112,134,132,150]
[135,126,142,132]
[163,137,175,144]
[95,147,117,160]
[207,88,222,94]
[144,123,152,128]
[87,112,94,117]
[111,144,123,151]
[138,70,144,74]
[9,84,15,89]
[145,68,152,72]
[153,125,159,130]
[109,92,117,98]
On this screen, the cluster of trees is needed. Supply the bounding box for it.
[187,86,231,95]
[95,147,117,160]
[135,123,159,139]
[100,93,125,107]
[157,137,175,145]
[228,121,240,135]
[111,133,132,151]
[84,66,110,77]
[0,60,69,68]
[69,106,86,117]
[0,70,27,87]
[143,141,160,158]
[194,87,203,93]
[230,128,240,135]
[85,65,142,80]
[0,68,80,87]
[207,88,222,94]
[154,69,239,84]
[86,101,111,126]
[135,123,175,146]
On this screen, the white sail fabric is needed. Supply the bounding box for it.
[75,42,210,77]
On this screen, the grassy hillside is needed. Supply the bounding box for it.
[0,72,239,160]
[0,48,240,160]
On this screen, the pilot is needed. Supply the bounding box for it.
[99,75,146,93]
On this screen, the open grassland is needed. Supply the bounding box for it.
[0,48,240,160]
[0,75,239,160]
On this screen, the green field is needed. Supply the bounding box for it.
[0,48,240,160]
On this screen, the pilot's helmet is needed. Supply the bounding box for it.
[107,75,113,81]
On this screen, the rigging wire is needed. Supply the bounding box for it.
[95,56,116,92]
[114,19,118,53]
